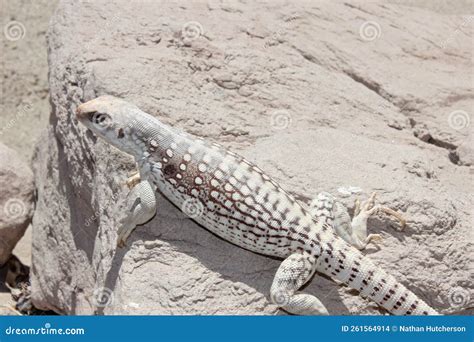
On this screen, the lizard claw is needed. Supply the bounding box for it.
[368,233,383,243]
[358,192,406,231]
[378,207,406,230]
[116,237,126,248]
[353,198,361,216]
[362,192,377,211]
[117,217,130,248]
[126,172,141,189]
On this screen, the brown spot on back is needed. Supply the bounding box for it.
[163,164,176,176]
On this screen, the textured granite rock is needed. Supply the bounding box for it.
[31,0,472,315]
[0,143,35,265]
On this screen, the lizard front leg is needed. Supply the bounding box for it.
[117,180,156,248]
[270,252,329,315]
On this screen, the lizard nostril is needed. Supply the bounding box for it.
[76,105,88,119]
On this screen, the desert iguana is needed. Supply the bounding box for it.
[76,95,438,315]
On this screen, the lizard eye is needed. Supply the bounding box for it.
[90,112,112,128]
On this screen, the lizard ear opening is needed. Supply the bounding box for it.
[117,128,125,139]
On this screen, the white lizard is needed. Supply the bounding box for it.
[76,95,438,315]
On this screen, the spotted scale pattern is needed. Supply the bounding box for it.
[137,124,437,315]
[141,128,317,258]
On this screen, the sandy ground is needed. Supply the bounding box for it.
[0,0,57,314]
[0,0,471,314]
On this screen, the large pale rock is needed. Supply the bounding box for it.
[0,143,34,265]
[31,1,472,315]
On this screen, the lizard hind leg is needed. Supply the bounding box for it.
[309,192,386,250]
[117,180,157,248]
[350,192,406,250]
[309,192,357,247]
[270,252,329,315]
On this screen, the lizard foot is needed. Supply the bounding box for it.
[271,252,329,315]
[117,217,133,248]
[117,180,157,248]
[365,233,383,248]
[361,192,406,230]
[350,192,406,249]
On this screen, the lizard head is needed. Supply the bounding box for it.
[76,95,149,157]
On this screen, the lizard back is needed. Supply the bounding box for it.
[143,125,318,258]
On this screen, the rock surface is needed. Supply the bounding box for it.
[0,143,35,266]
[31,1,473,315]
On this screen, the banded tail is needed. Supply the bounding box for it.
[319,234,438,315]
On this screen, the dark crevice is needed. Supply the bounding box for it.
[293,47,463,169]
[423,135,456,151]
[448,151,460,165]
[413,129,460,165]
[341,70,429,119]
[342,69,395,105]
[292,45,324,67]
[344,70,382,96]
[292,47,405,117]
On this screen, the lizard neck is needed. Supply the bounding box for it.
[126,111,178,159]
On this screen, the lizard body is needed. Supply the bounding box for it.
[76,95,438,315]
